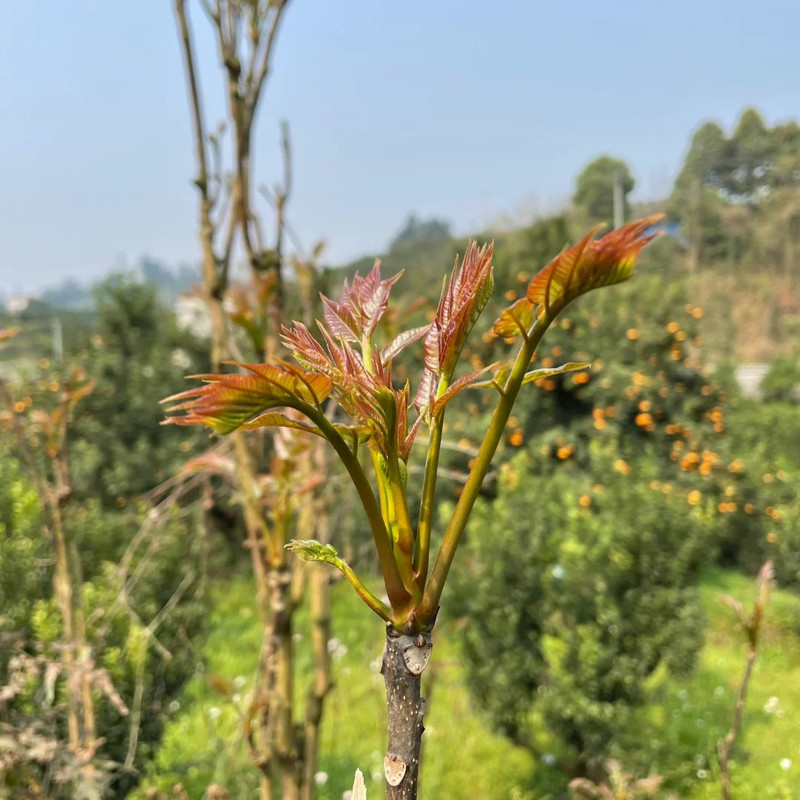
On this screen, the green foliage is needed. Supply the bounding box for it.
[389,214,452,251]
[629,569,800,799]
[723,398,800,586]
[451,446,709,775]
[70,279,208,517]
[669,108,800,280]
[0,476,209,798]
[0,452,48,637]
[760,355,800,403]
[573,156,634,226]
[85,511,209,797]
[0,302,94,366]
[0,280,215,797]
[463,245,790,585]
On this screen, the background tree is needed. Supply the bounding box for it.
[668,121,728,269]
[573,156,635,228]
[727,108,774,204]
[389,214,452,251]
[70,279,207,514]
[452,447,708,780]
[172,2,335,798]
[0,314,212,798]
[668,108,800,273]
[0,343,112,795]
[672,121,728,196]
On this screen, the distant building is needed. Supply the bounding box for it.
[734,363,770,399]
[6,294,31,313]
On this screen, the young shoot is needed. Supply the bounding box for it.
[163,216,661,634]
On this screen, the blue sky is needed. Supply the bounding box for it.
[1,1,799,292]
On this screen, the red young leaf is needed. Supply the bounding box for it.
[416,241,494,412]
[172,255,435,461]
[492,297,535,338]
[283,319,411,459]
[281,322,336,375]
[413,366,437,415]
[401,411,426,461]
[183,451,237,478]
[162,362,332,434]
[240,411,321,434]
[283,323,393,445]
[431,365,496,416]
[322,260,402,341]
[380,325,430,364]
[281,262,427,459]
[526,215,662,318]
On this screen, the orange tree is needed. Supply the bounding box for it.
[467,238,775,578]
[164,217,661,799]
[441,231,791,788]
[451,444,710,784]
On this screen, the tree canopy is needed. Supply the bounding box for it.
[573,156,635,227]
[389,213,452,251]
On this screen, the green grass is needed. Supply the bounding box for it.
[656,568,800,800]
[135,567,800,799]
[133,572,536,799]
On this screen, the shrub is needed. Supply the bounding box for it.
[452,444,710,779]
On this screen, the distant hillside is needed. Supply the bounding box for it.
[8,257,201,313]
[333,116,800,367]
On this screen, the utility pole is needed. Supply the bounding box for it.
[51,317,63,365]
[613,169,624,229]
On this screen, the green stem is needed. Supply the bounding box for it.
[387,458,418,598]
[372,451,393,537]
[333,559,392,622]
[311,412,411,611]
[414,413,444,589]
[370,449,417,599]
[416,315,551,625]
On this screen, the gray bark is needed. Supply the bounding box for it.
[381,625,433,800]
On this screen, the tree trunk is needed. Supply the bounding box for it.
[270,567,302,800]
[381,625,433,800]
[69,539,96,749]
[301,561,332,800]
[51,507,80,750]
[50,503,97,758]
